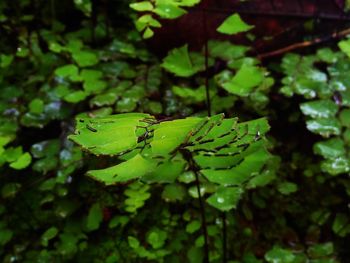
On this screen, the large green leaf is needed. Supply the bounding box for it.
[70,113,272,212]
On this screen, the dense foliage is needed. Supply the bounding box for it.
[0,0,349,262]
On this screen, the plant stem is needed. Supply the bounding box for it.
[222,212,227,263]
[194,170,210,263]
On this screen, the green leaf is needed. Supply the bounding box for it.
[29,99,44,114]
[321,157,350,176]
[161,184,186,201]
[55,64,79,79]
[306,118,342,137]
[195,235,204,247]
[128,236,140,249]
[265,246,296,263]
[247,169,276,189]
[130,1,153,11]
[1,183,21,199]
[300,100,338,118]
[69,113,151,155]
[186,220,201,234]
[161,45,204,77]
[143,27,154,39]
[175,0,201,6]
[154,4,186,19]
[187,246,204,263]
[147,228,167,249]
[0,229,13,246]
[332,213,350,237]
[72,51,98,67]
[1,54,14,68]
[124,182,151,213]
[151,117,202,155]
[217,13,254,35]
[83,79,107,93]
[222,64,263,96]
[135,14,161,32]
[90,92,118,107]
[87,154,157,185]
[339,109,350,128]
[313,138,346,159]
[86,203,103,231]
[4,147,23,163]
[172,85,207,103]
[41,227,59,247]
[9,152,32,170]
[338,39,350,58]
[81,69,103,81]
[307,242,334,258]
[201,149,270,185]
[206,186,243,211]
[277,182,298,195]
[49,42,64,53]
[209,40,249,60]
[66,39,83,53]
[64,91,88,103]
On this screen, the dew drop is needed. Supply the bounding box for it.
[217,197,224,203]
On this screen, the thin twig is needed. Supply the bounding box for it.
[184,149,209,263]
[192,8,350,21]
[257,27,350,59]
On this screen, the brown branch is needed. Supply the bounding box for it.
[257,27,350,60]
[193,8,350,21]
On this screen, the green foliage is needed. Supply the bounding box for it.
[217,13,254,35]
[70,113,271,212]
[130,0,201,38]
[0,0,349,262]
[161,45,205,77]
[280,48,350,175]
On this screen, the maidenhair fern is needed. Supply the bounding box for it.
[280,43,350,176]
[69,112,271,211]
